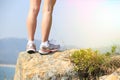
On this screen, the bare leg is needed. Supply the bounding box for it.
[27,0,41,41]
[41,0,56,42]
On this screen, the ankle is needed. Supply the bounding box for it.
[40,41,49,47]
[27,40,34,44]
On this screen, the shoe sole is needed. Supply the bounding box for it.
[26,49,36,54]
[39,49,58,55]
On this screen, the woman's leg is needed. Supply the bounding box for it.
[41,0,56,42]
[27,0,41,41]
[39,0,60,55]
[26,0,41,53]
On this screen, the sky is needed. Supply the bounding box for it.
[0,0,120,48]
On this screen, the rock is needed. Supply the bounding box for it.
[99,68,120,80]
[14,49,79,80]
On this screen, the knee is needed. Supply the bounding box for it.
[42,7,53,15]
[30,6,40,16]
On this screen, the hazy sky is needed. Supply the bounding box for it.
[0,0,120,48]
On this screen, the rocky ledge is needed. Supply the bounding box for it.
[14,50,79,80]
[14,50,120,80]
[99,68,120,80]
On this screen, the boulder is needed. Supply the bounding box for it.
[14,50,79,80]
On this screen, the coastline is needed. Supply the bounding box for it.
[0,64,15,68]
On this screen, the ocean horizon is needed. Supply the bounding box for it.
[0,64,15,80]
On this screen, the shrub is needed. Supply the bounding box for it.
[70,48,114,79]
[105,45,117,56]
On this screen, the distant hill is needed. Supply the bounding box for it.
[0,38,40,64]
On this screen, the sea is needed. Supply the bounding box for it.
[0,65,15,80]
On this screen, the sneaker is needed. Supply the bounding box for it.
[39,41,60,55]
[26,43,36,53]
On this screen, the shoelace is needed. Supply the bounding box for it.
[48,39,57,45]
